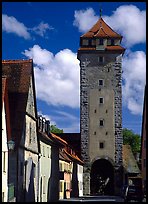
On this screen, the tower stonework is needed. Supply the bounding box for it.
[77,17,125,195]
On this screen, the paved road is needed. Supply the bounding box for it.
[59,195,124,202]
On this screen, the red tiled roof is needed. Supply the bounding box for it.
[2,59,34,148]
[82,17,122,38]
[64,149,84,165]
[50,132,68,145]
[59,149,72,162]
[2,77,11,142]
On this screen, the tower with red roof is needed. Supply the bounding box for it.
[77,15,125,196]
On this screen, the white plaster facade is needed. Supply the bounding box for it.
[77,164,83,196]
[2,101,8,202]
[38,140,52,202]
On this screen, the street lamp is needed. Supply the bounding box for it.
[7,139,15,151]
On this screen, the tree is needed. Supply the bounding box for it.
[122,128,141,154]
[50,124,63,134]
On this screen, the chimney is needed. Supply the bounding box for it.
[42,117,46,132]
[38,115,42,131]
[45,120,50,135]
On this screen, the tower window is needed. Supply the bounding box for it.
[82,39,88,46]
[111,39,114,45]
[99,119,104,127]
[99,97,104,104]
[91,39,96,46]
[99,38,104,45]
[100,142,104,149]
[98,79,104,86]
[98,56,104,63]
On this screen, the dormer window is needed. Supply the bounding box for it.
[99,38,104,45]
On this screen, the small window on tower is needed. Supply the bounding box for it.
[99,119,104,127]
[100,142,104,149]
[99,97,104,104]
[98,79,104,86]
[98,56,104,63]
[82,39,89,46]
[99,38,104,45]
[111,39,114,45]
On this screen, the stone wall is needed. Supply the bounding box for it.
[79,53,123,195]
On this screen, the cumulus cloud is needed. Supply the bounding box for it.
[22,45,80,108]
[2,14,54,39]
[30,21,54,37]
[73,8,98,33]
[103,5,146,47]
[2,14,31,39]
[122,50,146,115]
[73,5,146,47]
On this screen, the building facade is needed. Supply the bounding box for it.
[77,17,125,195]
[2,59,39,202]
[2,78,10,202]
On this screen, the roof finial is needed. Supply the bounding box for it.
[100,8,102,18]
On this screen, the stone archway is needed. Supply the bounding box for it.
[90,158,114,195]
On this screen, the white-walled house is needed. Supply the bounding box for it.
[2,77,10,202]
[37,115,66,202]
[2,59,39,202]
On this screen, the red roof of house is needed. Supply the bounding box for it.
[2,77,11,141]
[2,59,35,148]
[81,17,122,38]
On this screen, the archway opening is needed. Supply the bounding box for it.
[90,159,114,195]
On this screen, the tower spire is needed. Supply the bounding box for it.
[100,8,102,18]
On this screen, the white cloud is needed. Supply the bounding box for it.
[73,5,146,47]
[2,14,31,39]
[103,5,146,47]
[73,8,98,33]
[2,14,54,39]
[22,45,80,108]
[30,21,54,37]
[122,50,146,115]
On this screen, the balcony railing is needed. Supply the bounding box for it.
[8,183,15,201]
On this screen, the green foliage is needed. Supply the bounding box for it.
[50,124,63,134]
[122,128,141,154]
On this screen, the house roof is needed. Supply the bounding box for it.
[122,145,141,174]
[63,149,84,165]
[56,133,81,158]
[81,17,122,38]
[2,59,34,148]
[2,77,11,141]
[59,149,72,162]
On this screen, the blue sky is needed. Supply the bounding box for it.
[2,2,146,135]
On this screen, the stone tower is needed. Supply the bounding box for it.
[77,17,125,196]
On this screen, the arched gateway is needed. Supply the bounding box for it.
[77,16,125,196]
[90,158,114,195]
